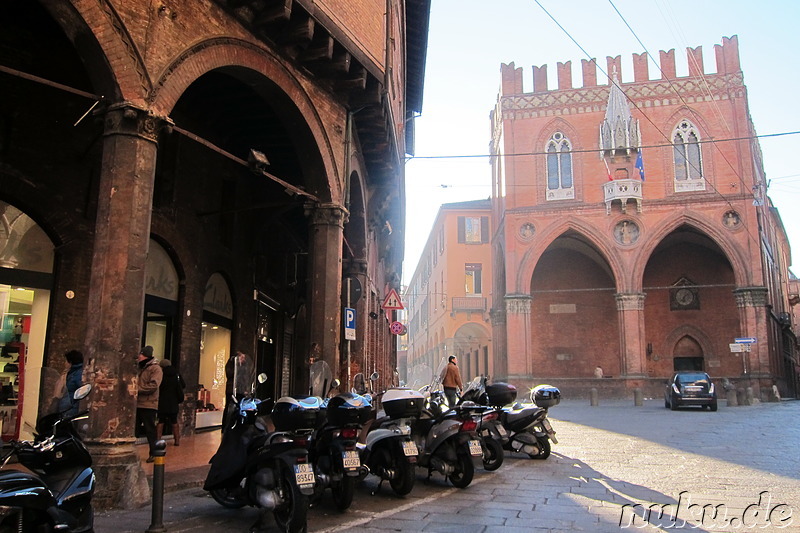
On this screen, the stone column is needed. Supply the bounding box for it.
[615,292,647,377]
[306,203,347,374]
[733,287,770,379]
[342,258,367,388]
[489,304,508,380]
[83,103,170,508]
[505,294,532,379]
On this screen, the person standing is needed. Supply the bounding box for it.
[157,358,185,446]
[441,355,463,407]
[57,349,84,417]
[136,346,163,462]
[222,351,253,431]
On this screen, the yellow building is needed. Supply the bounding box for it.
[405,200,494,385]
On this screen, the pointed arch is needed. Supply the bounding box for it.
[515,217,624,294]
[631,212,750,288]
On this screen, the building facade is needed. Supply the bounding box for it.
[405,200,494,387]
[490,36,798,400]
[0,0,429,507]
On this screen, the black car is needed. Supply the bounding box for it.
[664,371,717,411]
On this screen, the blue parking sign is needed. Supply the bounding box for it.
[344,307,356,341]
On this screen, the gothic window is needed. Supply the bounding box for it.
[672,120,705,192]
[545,132,574,200]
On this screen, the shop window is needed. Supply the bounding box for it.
[198,272,233,429]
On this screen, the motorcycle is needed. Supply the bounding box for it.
[356,373,422,496]
[462,376,559,460]
[0,367,94,532]
[413,366,486,489]
[204,358,319,533]
[307,361,371,511]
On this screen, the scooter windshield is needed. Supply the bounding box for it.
[309,360,332,398]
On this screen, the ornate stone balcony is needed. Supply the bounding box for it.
[603,179,642,214]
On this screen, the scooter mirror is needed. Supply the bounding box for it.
[73,384,92,401]
[369,372,379,381]
[331,378,341,389]
[257,373,268,384]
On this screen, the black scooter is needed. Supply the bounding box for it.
[204,367,320,533]
[0,377,94,532]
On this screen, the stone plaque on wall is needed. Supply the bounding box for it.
[549,304,576,314]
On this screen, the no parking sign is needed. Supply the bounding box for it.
[390,321,405,335]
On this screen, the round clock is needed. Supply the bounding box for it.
[675,288,695,306]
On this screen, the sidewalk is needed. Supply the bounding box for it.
[135,429,220,493]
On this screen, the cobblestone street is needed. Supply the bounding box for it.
[96,399,800,532]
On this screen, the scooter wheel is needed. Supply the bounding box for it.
[274,466,309,533]
[331,475,355,511]
[482,437,504,471]
[528,437,551,460]
[389,457,415,496]
[449,447,474,489]
[210,487,247,509]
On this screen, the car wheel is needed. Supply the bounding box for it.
[710,401,718,412]
[664,398,670,408]
[669,399,678,411]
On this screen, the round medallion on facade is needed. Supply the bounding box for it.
[613,219,640,245]
[518,222,535,241]
[722,210,741,229]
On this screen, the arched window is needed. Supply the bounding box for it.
[545,132,574,200]
[672,120,705,192]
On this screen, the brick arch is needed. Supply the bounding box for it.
[148,38,338,199]
[631,212,750,289]
[663,324,715,359]
[515,216,624,294]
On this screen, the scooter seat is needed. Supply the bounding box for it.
[502,406,545,432]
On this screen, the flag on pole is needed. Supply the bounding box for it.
[603,158,613,181]
[635,151,645,181]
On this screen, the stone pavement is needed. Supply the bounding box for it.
[95,399,800,532]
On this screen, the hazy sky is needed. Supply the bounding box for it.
[402,0,800,283]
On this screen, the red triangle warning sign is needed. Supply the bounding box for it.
[381,288,404,310]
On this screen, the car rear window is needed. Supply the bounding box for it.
[676,373,708,384]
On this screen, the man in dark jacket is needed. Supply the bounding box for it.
[157,358,185,446]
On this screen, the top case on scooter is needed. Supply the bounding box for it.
[531,385,561,408]
[501,405,546,432]
[326,393,372,426]
[382,388,424,419]
[272,396,322,431]
[485,382,517,407]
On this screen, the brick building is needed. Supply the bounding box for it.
[405,199,494,387]
[0,0,430,507]
[490,36,798,400]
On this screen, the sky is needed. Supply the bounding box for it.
[402,0,800,283]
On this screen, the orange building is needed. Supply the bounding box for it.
[405,200,494,385]
[490,36,798,399]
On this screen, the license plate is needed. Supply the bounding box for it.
[342,450,360,470]
[496,425,508,437]
[468,440,483,456]
[294,463,315,486]
[542,419,553,432]
[401,441,418,456]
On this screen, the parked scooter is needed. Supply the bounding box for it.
[307,361,371,511]
[204,359,319,533]
[412,379,486,488]
[459,376,505,471]
[462,376,560,460]
[0,367,94,532]
[357,373,422,496]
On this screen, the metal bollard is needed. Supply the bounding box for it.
[146,439,168,533]
[633,388,643,406]
[590,388,599,406]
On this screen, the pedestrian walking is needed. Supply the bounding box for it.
[157,358,186,446]
[441,355,463,407]
[136,345,163,462]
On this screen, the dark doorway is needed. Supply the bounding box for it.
[673,356,704,371]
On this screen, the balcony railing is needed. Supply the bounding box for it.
[603,179,642,214]
[451,296,487,312]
